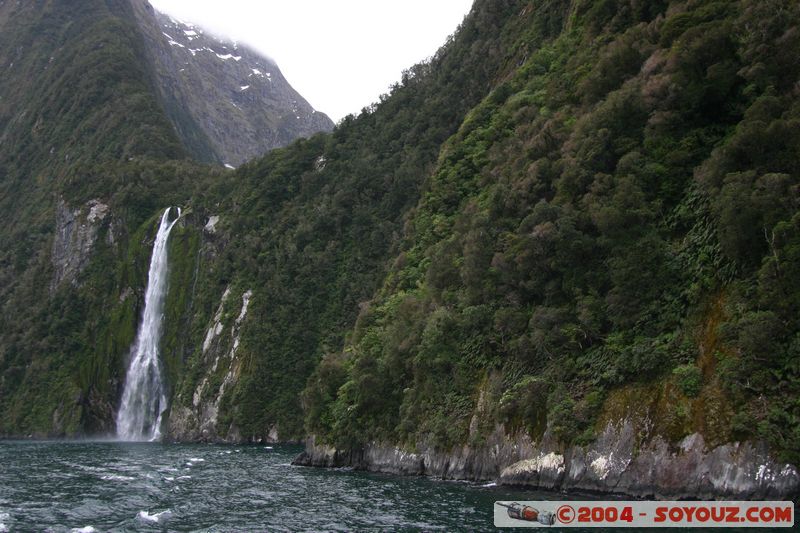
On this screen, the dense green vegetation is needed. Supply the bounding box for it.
[0,0,221,434]
[1,0,798,471]
[177,0,545,437]
[302,0,800,463]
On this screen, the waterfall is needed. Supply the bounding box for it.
[117,207,181,441]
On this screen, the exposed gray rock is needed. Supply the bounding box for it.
[293,420,800,499]
[129,0,333,166]
[293,436,362,469]
[266,425,280,443]
[51,198,109,291]
[166,287,252,442]
[204,215,220,234]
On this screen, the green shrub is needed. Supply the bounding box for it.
[673,364,703,397]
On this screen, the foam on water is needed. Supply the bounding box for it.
[137,509,173,524]
[101,474,135,482]
[71,527,97,533]
[0,441,541,530]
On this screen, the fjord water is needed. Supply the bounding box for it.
[116,208,181,441]
[0,441,539,531]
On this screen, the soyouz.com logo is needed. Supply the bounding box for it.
[493,501,795,528]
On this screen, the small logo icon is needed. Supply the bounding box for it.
[496,502,556,526]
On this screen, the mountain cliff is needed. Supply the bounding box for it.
[0,0,798,500]
[294,0,800,497]
[0,0,328,435]
[130,0,333,166]
[0,0,194,436]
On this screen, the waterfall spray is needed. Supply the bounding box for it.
[117,207,181,441]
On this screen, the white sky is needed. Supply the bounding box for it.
[148,0,474,122]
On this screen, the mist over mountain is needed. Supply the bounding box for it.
[131,0,333,166]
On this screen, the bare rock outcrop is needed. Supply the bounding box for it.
[293,420,800,499]
[51,198,109,291]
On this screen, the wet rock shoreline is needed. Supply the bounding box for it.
[292,420,800,499]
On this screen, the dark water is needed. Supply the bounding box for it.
[0,441,542,532]
[1,442,789,532]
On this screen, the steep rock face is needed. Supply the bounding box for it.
[1,0,331,438]
[293,421,800,499]
[0,0,196,438]
[129,0,333,166]
[51,198,110,291]
[498,423,799,499]
[166,233,253,442]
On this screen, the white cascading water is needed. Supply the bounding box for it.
[117,207,181,441]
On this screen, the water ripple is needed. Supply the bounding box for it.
[0,441,539,531]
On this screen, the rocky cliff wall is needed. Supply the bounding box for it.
[293,420,799,499]
[167,283,252,442]
[129,0,333,166]
[51,198,110,291]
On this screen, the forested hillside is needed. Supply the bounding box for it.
[188,0,554,439]
[301,0,800,465]
[0,0,213,434]
[0,0,306,436]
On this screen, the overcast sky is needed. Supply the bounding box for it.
[148,0,474,122]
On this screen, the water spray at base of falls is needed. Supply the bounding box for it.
[116,207,181,441]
